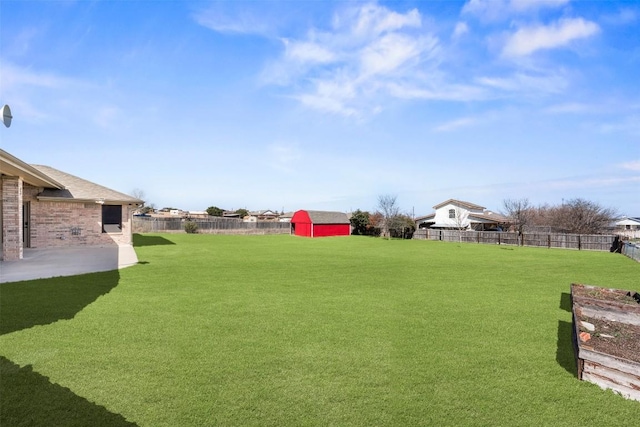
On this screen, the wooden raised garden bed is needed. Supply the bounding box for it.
[571,283,640,402]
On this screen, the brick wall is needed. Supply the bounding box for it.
[2,180,135,260]
[23,183,135,249]
[1,176,23,260]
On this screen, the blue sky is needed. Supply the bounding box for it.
[1,0,639,216]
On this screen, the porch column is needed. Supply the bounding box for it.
[1,176,23,260]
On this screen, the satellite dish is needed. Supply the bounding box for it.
[2,105,12,128]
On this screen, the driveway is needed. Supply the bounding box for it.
[0,245,138,283]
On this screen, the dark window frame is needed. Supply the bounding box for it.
[102,204,123,233]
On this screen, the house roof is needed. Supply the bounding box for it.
[468,211,509,223]
[0,149,65,189]
[616,217,640,226]
[433,199,485,211]
[306,210,350,224]
[31,165,143,205]
[249,210,279,216]
[415,214,436,222]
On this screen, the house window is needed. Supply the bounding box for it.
[449,209,456,219]
[102,205,122,233]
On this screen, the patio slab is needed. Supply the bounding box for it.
[0,245,138,283]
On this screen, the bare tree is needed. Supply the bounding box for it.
[130,188,153,213]
[547,198,618,234]
[131,188,146,201]
[453,206,469,242]
[502,198,532,238]
[377,194,400,240]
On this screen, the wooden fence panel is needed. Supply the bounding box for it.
[412,229,616,252]
[499,233,520,246]
[133,217,291,234]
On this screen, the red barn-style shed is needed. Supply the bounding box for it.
[290,210,351,238]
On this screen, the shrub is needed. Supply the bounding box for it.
[184,221,198,234]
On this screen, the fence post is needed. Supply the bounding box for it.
[548,234,551,249]
[578,235,582,251]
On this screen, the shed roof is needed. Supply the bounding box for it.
[31,165,143,205]
[305,210,350,224]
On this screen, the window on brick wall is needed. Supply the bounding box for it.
[102,205,122,233]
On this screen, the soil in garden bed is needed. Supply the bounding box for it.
[578,317,640,364]
[572,285,640,305]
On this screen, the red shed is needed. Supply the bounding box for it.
[290,210,351,238]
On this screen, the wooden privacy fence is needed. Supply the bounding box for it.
[413,229,616,251]
[133,217,291,235]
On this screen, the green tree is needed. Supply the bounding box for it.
[206,206,224,217]
[388,214,416,239]
[350,210,370,235]
[235,208,249,218]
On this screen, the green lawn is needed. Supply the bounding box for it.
[1,234,639,426]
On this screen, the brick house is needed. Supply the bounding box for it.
[1,149,143,261]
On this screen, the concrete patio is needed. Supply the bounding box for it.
[0,245,138,283]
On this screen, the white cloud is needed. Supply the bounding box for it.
[386,81,487,102]
[260,3,446,116]
[452,22,469,39]
[620,160,640,172]
[598,115,640,136]
[433,117,479,132]
[194,11,268,36]
[284,39,337,64]
[477,71,568,95]
[337,3,421,38]
[360,33,424,76]
[543,102,594,114]
[502,18,600,57]
[294,77,360,117]
[1,62,76,89]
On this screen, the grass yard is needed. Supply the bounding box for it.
[1,234,639,426]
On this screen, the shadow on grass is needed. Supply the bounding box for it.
[559,292,572,312]
[1,271,136,425]
[0,356,138,427]
[556,320,577,376]
[133,234,176,247]
[0,270,120,336]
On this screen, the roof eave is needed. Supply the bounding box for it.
[37,196,143,205]
[0,149,65,189]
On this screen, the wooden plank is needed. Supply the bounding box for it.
[582,371,640,402]
[578,305,640,326]
[583,360,640,391]
[579,347,640,377]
